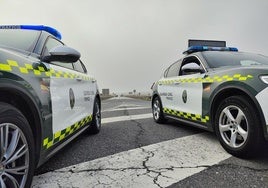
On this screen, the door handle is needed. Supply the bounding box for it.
[76,77,82,82]
[33,62,49,72]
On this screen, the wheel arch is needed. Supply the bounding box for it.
[95,93,101,109]
[0,85,42,167]
[210,86,267,139]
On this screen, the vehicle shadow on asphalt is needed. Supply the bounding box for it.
[161,119,205,134]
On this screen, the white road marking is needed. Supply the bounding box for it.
[102,113,152,124]
[102,106,150,112]
[32,133,231,188]
[105,96,134,100]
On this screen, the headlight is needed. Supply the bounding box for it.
[260,76,268,84]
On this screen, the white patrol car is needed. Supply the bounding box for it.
[152,39,268,158]
[0,25,101,188]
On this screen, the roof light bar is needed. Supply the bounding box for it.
[0,25,62,39]
[183,46,238,55]
[188,39,226,47]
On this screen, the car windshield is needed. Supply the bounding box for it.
[202,51,268,68]
[0,29,40,52]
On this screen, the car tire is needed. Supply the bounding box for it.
[215,96,264,158]
[88,98,101,134]
[0,102,35,188]
[152,96,167,123]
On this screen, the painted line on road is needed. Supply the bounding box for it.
[102,106,150,112]
[102,113,152,124]
[32,132,231,188]
[105,96,134,100]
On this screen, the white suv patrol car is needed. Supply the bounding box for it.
[152,40,268,158]
[0,25,101,188]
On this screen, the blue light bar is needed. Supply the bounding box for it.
[183,46,238,55]
[0,25,62,39]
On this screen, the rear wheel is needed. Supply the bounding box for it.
[215,96,263,158]
[152,96,167,123]
[88,98,101,134]
[0,102,35,188]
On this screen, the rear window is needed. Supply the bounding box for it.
[202,51,268,68]
[0,30,40,52]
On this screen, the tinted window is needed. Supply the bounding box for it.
[0,30,40,52]
[43,37,74,70]
[166,61,180,77]
[202,51,268,68]
[74,60,86,73]
[42,37,63,55]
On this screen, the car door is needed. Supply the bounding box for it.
[72,59,96,121]
[173,55,206,121]
[158,60,181,110]
[43,37,92,137]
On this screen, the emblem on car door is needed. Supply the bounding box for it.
[69,88,75,109]
[182,90,187,103]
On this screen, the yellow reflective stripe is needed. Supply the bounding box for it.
[233,74,241,78]
[0,64,12,71]
[164,108,209,123]
[43,138,49,146]
[45,72,51,76]
[47,141,53,148]
[59,134,65,141]
[43,115,93,149]
[55,73,61,77]
[159,74,253,85]
[19,67,28,74]
[38,66,45,72]
[54,131,62,139]
[239,77,247,81]
[25,64,33,69]
[7,60,18,67]
[0,60,93,81]
[33,70,41,75]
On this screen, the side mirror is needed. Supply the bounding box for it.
[181,63,202,75]
[42,45,81,63]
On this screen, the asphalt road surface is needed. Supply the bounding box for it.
[33,97,268,188]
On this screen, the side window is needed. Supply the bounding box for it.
[166,61,180,78]
[73,60,87,73]
[180,56,204,76]
[42,37,74,70]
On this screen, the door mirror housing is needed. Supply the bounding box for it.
[42,45,81,63]
[181,63,203,75]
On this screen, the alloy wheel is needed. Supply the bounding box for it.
[0,123,29,188]
[218,105,248,148]
[153,99,160,120]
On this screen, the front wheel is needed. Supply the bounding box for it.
[88,98,101,134]
[0,102,35,188]
[152,96,167,123]
[215,96,264,158]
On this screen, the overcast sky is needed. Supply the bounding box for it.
[1,0,268,94]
